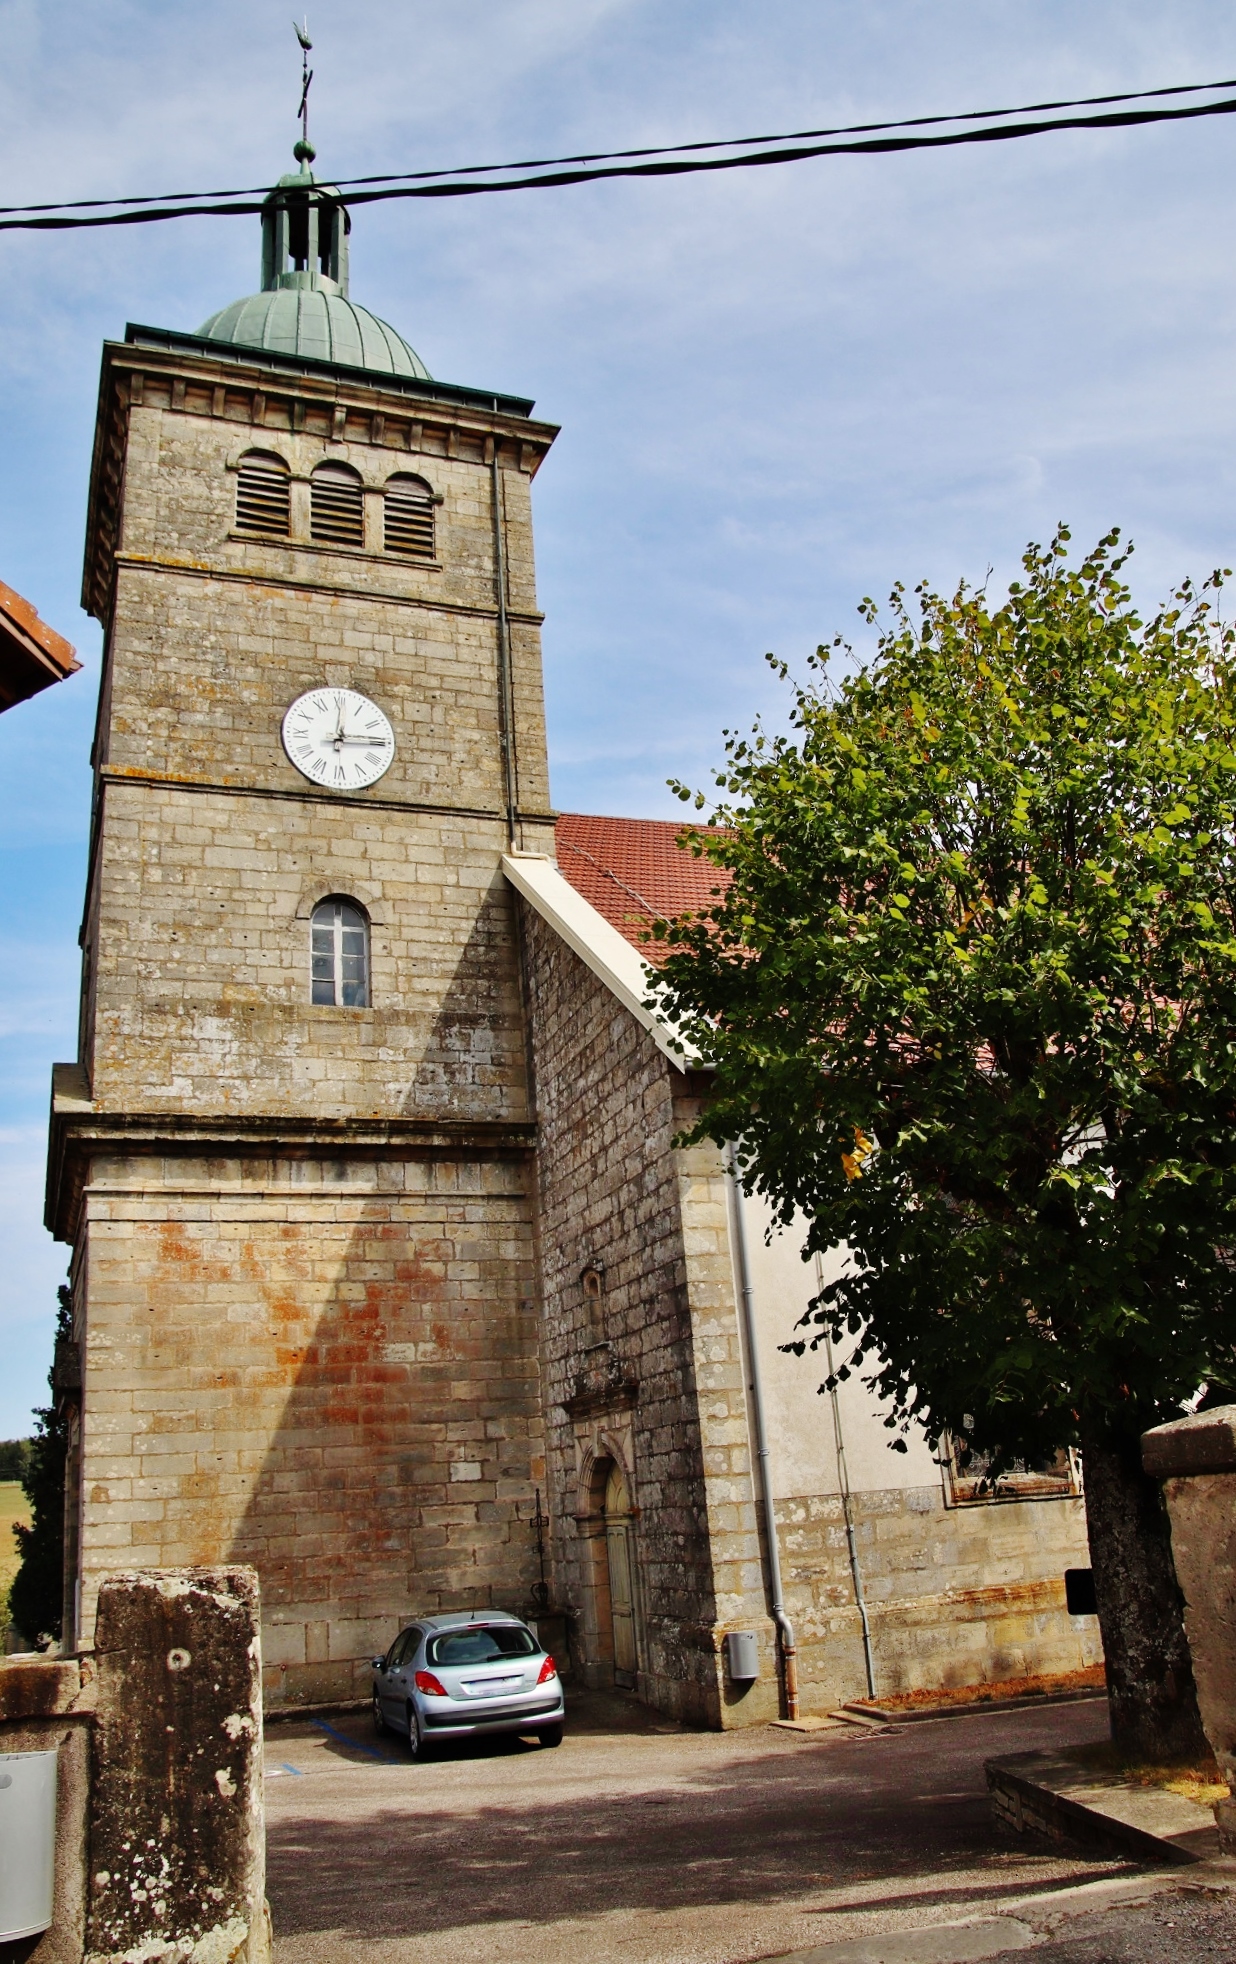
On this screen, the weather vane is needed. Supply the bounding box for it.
[293,18,315,164]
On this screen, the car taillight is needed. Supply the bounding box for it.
[415,1670,448,1697]
[536,1655,558,1685]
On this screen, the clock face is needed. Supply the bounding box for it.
[281,688,396,792]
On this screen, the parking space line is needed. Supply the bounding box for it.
[310,1717,402,1763]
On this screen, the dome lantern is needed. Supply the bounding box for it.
[197,142,431,381]
[259,149,351,299]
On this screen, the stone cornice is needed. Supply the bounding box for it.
[95,762,556,824]
[124,323,543,423]
[111,550,546,624]
[45,1065,537,1243]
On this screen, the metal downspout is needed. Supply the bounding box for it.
[820,1293,877,1700]
[489,455,518,847]
[726,1146,799,1719]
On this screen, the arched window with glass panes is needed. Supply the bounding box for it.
[310,462,365,548]
[235,450,291,537]
[384,473,436,559]
[311,897,370,1007]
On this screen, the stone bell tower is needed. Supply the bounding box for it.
[46,145,559,1704]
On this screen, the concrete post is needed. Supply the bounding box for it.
[86,1567,269,1964]
[1141,1406,1236,1849]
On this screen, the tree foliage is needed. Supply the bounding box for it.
[651,529,1236,1753]
[654,529,1236,1465]
[9,1286,72,1648]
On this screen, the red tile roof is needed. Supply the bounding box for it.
[555,813,730,960]
[0,579,80,711]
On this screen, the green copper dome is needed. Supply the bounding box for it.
[197,155,431,380]
[199,286,430,378]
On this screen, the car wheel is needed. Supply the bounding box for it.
[372,1691,386,1734]
[537,1724,563,1748]
[406,1704,432,1760]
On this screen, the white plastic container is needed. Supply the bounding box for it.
[725,1629,760,1681]
[0,1748,58,1940]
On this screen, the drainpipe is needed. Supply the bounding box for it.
[726,1145,799,1719]
[818,1266,876,1700]
[489,454,518,847]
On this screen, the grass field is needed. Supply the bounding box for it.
[0,1480,30,1612]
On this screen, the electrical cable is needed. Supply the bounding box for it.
[1,68,1233,218]
[2,79,1236,233]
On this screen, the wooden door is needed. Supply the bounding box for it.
[604,1461,638,1686]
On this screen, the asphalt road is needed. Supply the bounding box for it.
[260,1688,1191,1964]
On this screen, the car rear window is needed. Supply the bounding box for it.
[426,1626,539,1666]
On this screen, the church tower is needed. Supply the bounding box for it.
[46,149,559,1703]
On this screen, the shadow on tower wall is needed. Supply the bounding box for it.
[217,886,546,1706]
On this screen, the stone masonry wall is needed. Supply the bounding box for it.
[521,904,774,1726]
[85,784,530,1122]
[79,366,556,1125]
[777,1486,1101,1712]
[75,1150,543,1705]
[111,377,549,810]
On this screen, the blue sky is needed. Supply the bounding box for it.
[3,0,1236,1434]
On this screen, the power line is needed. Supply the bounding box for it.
[2,79,1235,234]
[2,69,1234,218]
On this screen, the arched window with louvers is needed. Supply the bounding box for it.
[310,897,370,1008]
[384,473,436,560]
[235,450,291,538]
[310,461,365,548]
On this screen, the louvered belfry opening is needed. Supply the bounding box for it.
[235,451,291,536]
[384,474,436,558]
[310,462,365,547]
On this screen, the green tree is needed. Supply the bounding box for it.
[9,1286,73,1648]
[0,1439,32,1482]
[652,528,1236,1760]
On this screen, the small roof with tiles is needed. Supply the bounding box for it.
[0,579,80,712]
[554,813,730,962]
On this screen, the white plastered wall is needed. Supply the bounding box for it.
[736,1186,941,1497]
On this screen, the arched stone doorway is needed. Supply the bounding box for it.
[577,1444,642,1690]
[603,1459,638,1688]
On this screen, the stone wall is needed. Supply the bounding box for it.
[777,1486,1100,1711]
[81,784,533,1123]
[521,904,773,1726]
[72,1151,543,1704]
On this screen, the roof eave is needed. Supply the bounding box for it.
[502,851,704,1069]
[124,321,538,418]
[0,581,80,711]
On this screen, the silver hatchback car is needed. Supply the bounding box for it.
[371,1613,565,1758]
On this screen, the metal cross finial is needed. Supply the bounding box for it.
[293,18,315,163]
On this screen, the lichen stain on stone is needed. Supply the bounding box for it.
[88,1571,264,1964]
[85,1911,252,1964]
